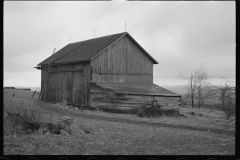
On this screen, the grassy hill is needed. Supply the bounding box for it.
[3,89,235,155]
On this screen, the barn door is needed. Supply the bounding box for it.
[63,71,83,106]
[64,72,73,104]
[42,69,84,106]
[73,71,83,106]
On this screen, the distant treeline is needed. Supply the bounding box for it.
[4,87,31,91]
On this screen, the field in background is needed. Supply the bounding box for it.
[3,89,235,155]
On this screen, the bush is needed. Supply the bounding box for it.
[136,105,180,118]
[136,105,164,118]
[4,112,25,135]
[4,109,75,136]
[79,105,97,111]
[221,96,235,119]
[4,104,43,136]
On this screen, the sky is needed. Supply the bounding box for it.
[4,1,235,88]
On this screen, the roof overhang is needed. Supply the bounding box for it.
[34,66,41,69]
[34,60,90,69]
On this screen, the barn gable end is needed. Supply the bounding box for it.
[90,34,154,83]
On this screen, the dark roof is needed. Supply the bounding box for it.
[94,82,181,96]
[38,32,158,66]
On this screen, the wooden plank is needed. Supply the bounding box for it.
[48,73,51,102]
[90,92,181,108]
[116,92,181,97]
[62,72,65,102]
[58,72,61,103]
[87,65,91,105]
[57,72,61,103]
[124,36,127,75]
[53,73,58,103]
[66,72,73,103]
[51,73,55,103]
[110,47,113,73]
[72,71,75,104]
[52,72,55,103]
[50,72,53,103]
[57,72,60,103]
[55,72,58,103]
[76,71,82,106]
[54,72,57,103]
[83,66,88,105]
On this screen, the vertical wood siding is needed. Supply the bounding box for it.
[92,73,125,82]
[40,62,90,106]
[90,35,154,76]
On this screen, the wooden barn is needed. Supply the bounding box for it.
[35,32,181,110]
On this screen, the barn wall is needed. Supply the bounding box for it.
[125,75,153,83]
[90,91,181,109]
[41,68,47,88]
[92,73,125,82]
[90,35,154,79]
[90,82,181,109]
[40,62,91,106]
[91,74,153,83]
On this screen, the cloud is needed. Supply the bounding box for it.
[3,1,235,87]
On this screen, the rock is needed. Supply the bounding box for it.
[84,130,90,134]
[44,132,51,136]
[38,128,43,134]
[60,130,70,136]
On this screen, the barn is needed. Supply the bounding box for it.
[35,32,181,111]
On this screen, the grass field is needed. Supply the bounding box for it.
[3,89,235,155]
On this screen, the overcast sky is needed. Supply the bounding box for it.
[4,1,235,87]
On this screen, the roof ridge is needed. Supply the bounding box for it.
[69,32,127,45]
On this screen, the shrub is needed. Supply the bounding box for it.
[221,96,235,119]
[80,105,97,111]
[4,104,43,136]
[4,112,25,136]
[136,105,164,118]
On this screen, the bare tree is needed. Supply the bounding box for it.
[217,83,235,119]
[181,66,209,108]
[209,72,235,119]
[219,83,230,107]
[188,73,197,108]
[195,67,208,109]
[197,84,217,109]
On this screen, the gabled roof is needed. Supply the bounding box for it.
[37,32,158,66]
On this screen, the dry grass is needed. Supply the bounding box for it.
[52,103,235,132]
[4,117,235,155]
[3,89,235,155]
